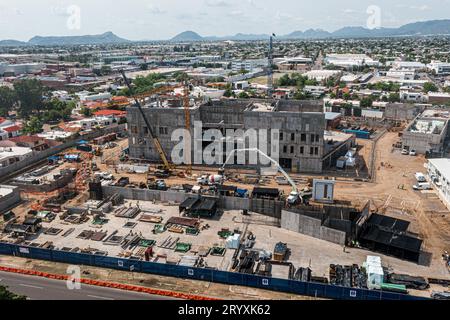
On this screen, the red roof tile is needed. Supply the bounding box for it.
[94,109,127,117]
[3,125,22,133]
[10,135,44,144]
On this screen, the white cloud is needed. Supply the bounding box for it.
[410,5,429,11]
[147,5,167,14]
[205,0,231,7]
[342,8,356,14]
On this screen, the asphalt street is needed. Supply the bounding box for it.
[0,271,177,300]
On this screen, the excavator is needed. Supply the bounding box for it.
[219,148,306,205]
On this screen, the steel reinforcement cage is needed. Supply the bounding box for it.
[0,243,427,300]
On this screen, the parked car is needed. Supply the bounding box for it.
[401,149,409,155]
[414,172,427,183]
[409,149,417,156]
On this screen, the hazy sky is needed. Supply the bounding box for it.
[0,0,449,40]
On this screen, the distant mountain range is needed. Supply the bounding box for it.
[170,19,450,41]
[1,20,450,46]
[0,32,130,46]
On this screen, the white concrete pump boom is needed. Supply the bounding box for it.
[221,148,298,193]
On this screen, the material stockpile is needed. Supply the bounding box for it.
[255,261,272,276]
[178,255,199,267]
[329,264,367,288]
[329,264,352,288]
[218,229,233,239]
[121,232,141,249]
[294,267,312,282]
[114,206,140,219]
[139,214,163,224]
[166,217,200,229]
[153,224,166,234]
[168,225,184,234]
[237,250,259,274]
[273,242,288,262]
[186,227,199,236]
[139,239,156,247]
[175,242,192,253]
[211,246,226,256]
[387,273,429,290]
[159,236,179,250]
[226,233,241,249]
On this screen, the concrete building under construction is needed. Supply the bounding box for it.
[127,99,326,173]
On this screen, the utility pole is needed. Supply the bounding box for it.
[267,33,276,97]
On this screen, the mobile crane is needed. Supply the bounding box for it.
[219,148,301,204]
[119,70,174,172]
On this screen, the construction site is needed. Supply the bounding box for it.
[0,72,449,300]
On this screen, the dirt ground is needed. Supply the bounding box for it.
[335,132,450,267]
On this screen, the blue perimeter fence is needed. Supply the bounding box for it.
[0,243,427,300]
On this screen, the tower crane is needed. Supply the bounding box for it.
[267,33,276,97]
[219,148,301,204]
[119,70,174,172]
[183,81,192,175]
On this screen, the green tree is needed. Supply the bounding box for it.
[14,79,45,118]
[423,82,438,93]
[80,107,93,117]
[388,92,400,103]
[132,73,166,94]
[0,286,26,300]
[0,86,16,117]
[223,84,233,97]
[22,116,43,134]
[238,91,249,99]
[360,97,373,109]
[173,72,189,83]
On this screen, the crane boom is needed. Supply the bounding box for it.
[221,148,298,193]
[120,69,173,170]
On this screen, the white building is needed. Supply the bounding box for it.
[427,158,450,211]
[325,54,380,68]
[0,147,33,168]
[231,59,266,72]
[386,68,416,80]
[78,92,112,102]
[400,89,428,103]
[67,116,115,131]
[304,70,341,82]
[427,61,450,75]
[304,85,327,97]
[392,61,425,71]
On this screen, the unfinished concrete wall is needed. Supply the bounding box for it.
[102,186,285,217]
[127,99,325,173]
[250,198,283,218]
[384,103,425,121]
[0,185,20,213]
[12,172,75,193]
[320,226,346,245]
[281,210,347,245]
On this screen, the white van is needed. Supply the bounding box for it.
[413,182,431,191]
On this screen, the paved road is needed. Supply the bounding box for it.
[0,271,177,300]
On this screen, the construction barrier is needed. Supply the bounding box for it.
[0,265,216,300]
[0,243,428,300]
